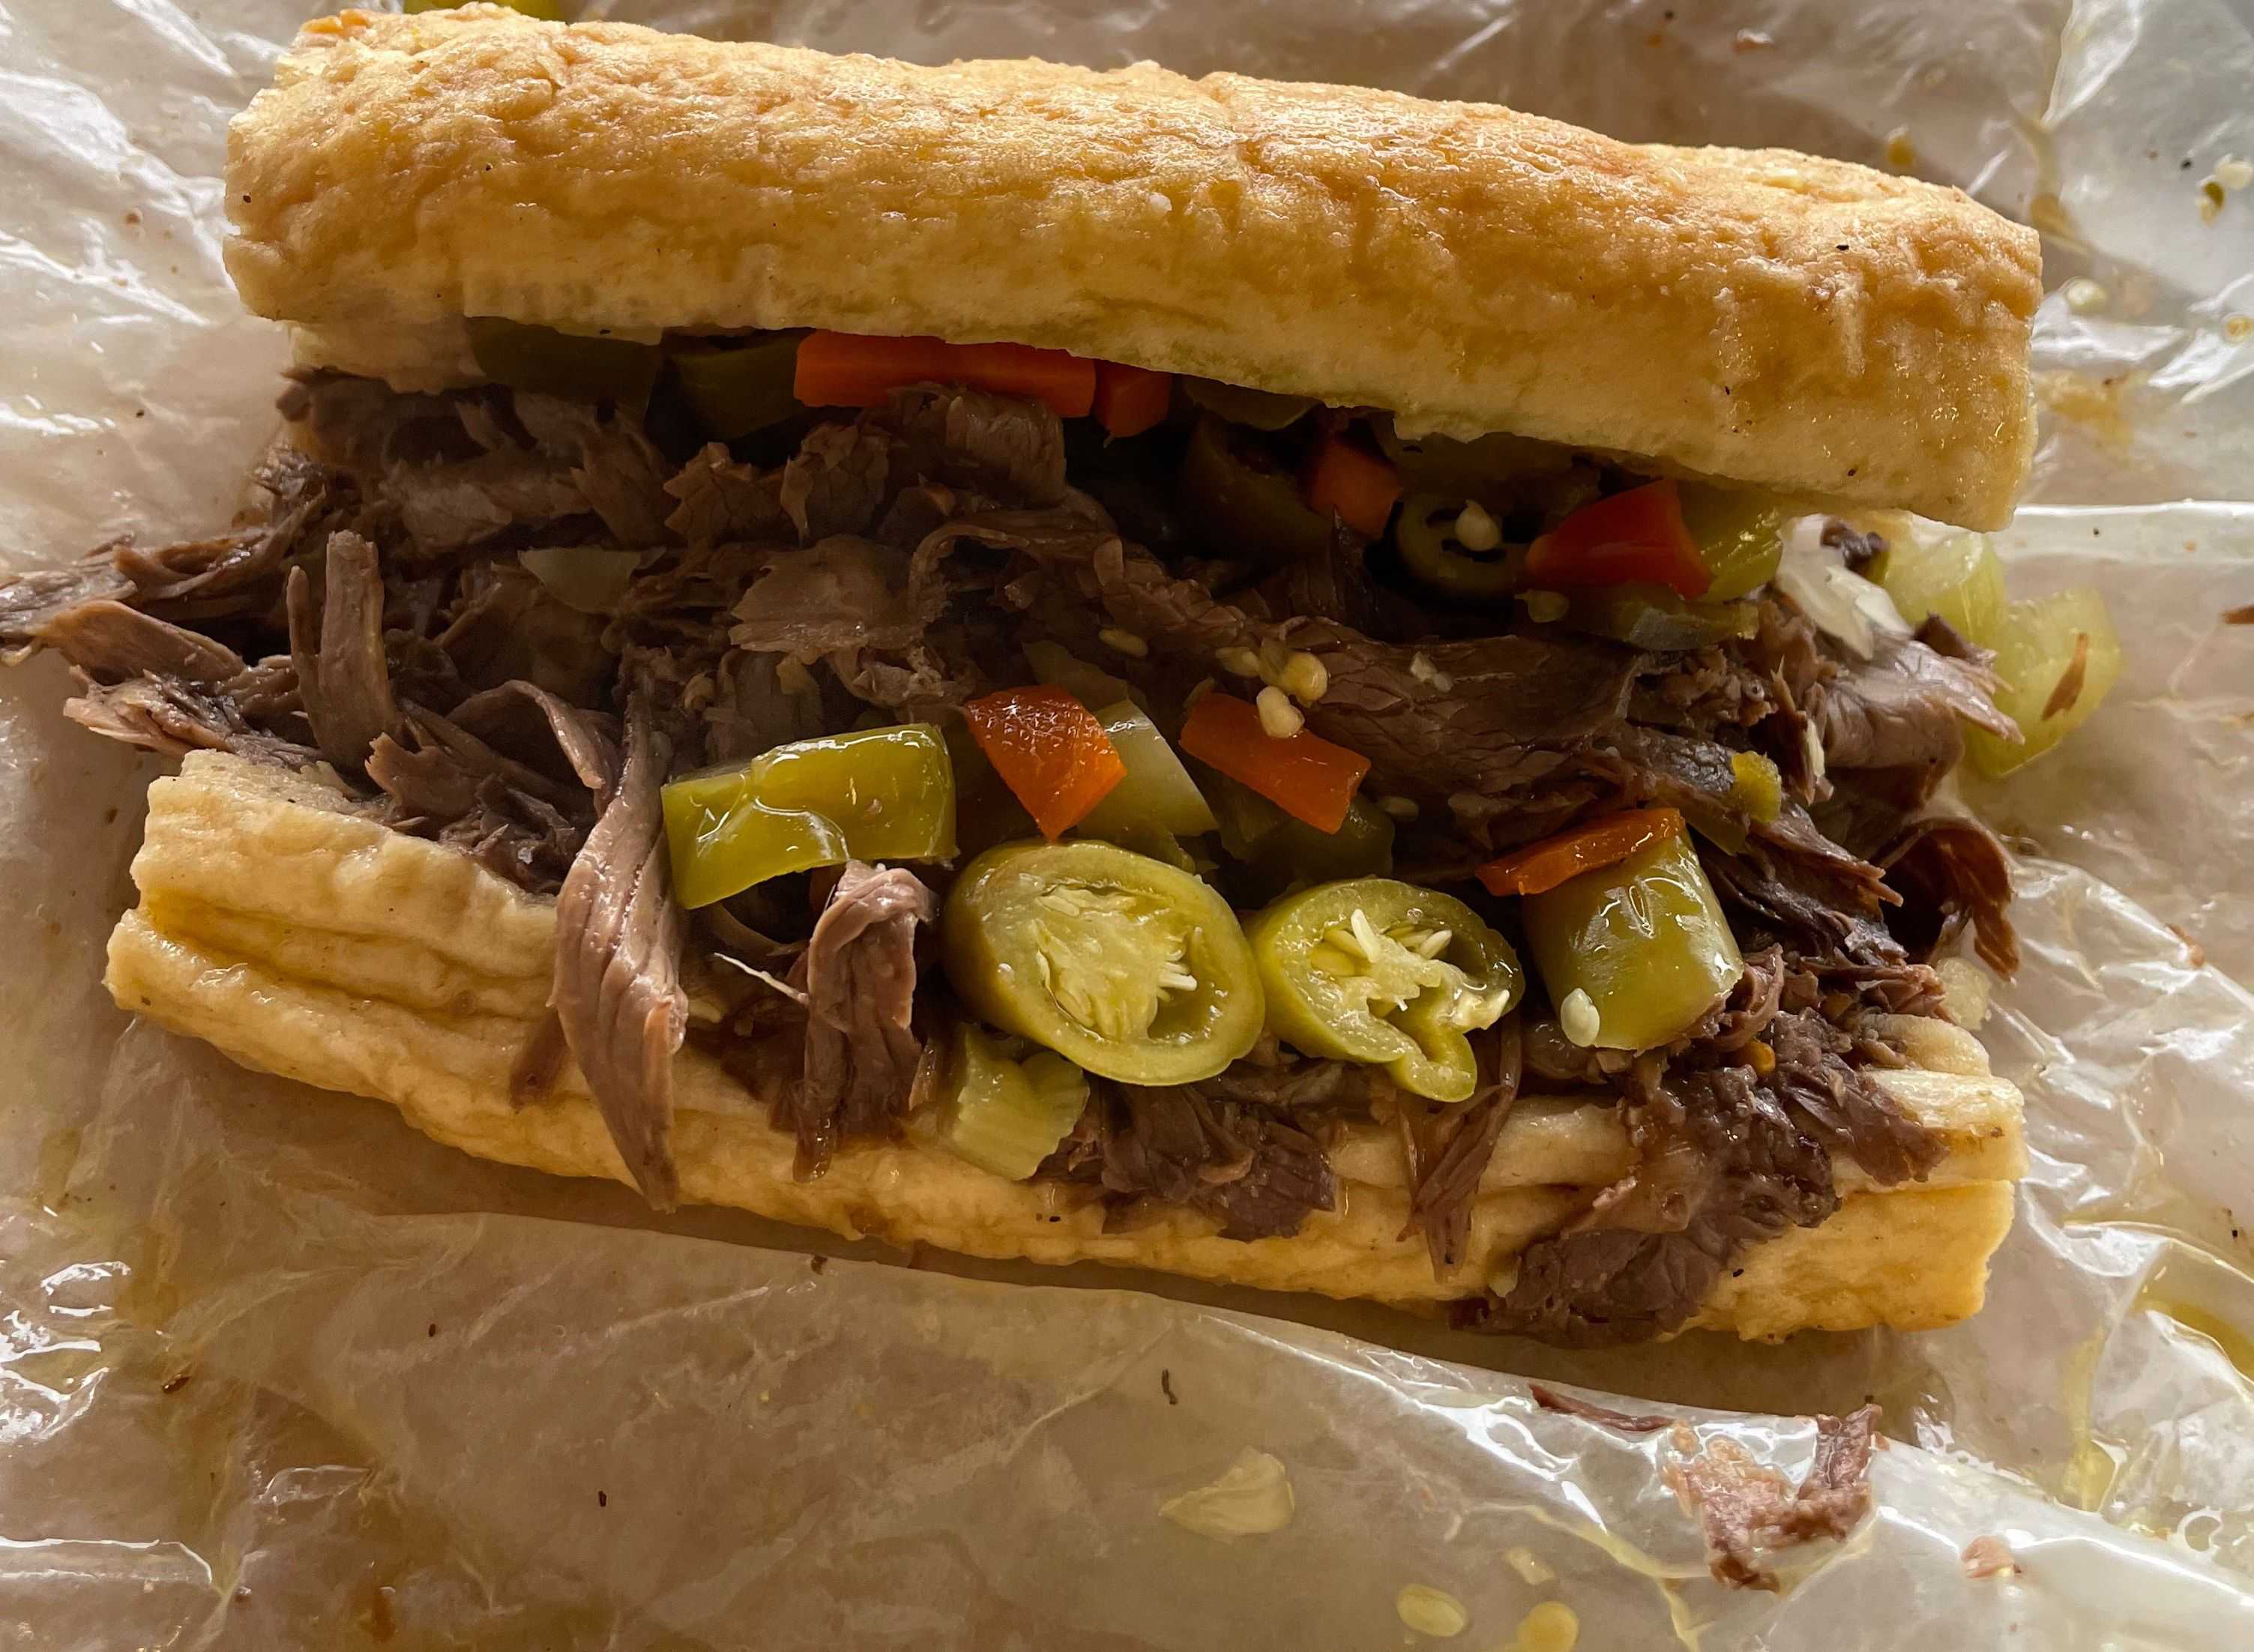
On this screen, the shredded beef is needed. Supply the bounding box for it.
[1049,1082,1339,1240]
[286,531,400,772]
[879,385,1067,507]
[1878,814,2019,976]
[1468,947,1939,1345]
[1813,629,2017,777]
[29,600,246,684]
[1399,1018,1523,1274]
[780,862,934,1178]
[63,674,319,767]
[780,421,897,543]
[729,536,950,658]
[665,442,789,545]
[1664,1405,1881,1589]
[551,693,688,1208]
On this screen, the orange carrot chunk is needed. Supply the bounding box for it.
[793,331,1097,419]
[1474,807,1687,898]
[1301,435,1402,539]
[1093,362,1176,437]
[962,685,1127,841]
[792,331,954,407]
[1524,480,1711,600]
[1179,691,1370,834]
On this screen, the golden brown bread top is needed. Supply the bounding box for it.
[228,7,2042,528]
[105,753,2025,1336]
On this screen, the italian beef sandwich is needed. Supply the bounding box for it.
[9,5,2124,1345]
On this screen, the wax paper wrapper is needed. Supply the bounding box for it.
[4,1,2253,1647]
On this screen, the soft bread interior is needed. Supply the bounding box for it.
[226,7,2041,528]
[104,753,2024,1336]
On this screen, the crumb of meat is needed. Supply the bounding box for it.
[1529,1383,1672,1434]
[2221,604,2254,625]
[1960,1535,2019,1579]
[1662,1405,1881,1590]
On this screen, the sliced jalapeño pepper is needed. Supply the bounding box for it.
[941,839,1264,1085]
[1247,878,1523,1103]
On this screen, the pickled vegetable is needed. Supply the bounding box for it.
[1522,833,1743,1052]
[1079,702,1217,841]
[1395,493,1528,599]
[1561,585,1758,651]
[1181,378,1317,430]
[938,1025,1091,1179]
[1526,480,1711,598]
[1375,426,1579,501]
[1179,690,1369,833]
[1476,807,1684,899]
[1727,750,1783,824]
[1211,777,1394,899]
[1247,879,1523,1103]
[1678,486,1787,602]
[962,685,1126,840]
[1301,435,1402,538]
[1871,529,2007,641]
[942,840,1265,1085]
[1178,414,1334,563]
[1965,587,2123,776]
[662,726,956,909]
[517,546,641,613]
[672,332,806,438]
[466,317,660,403]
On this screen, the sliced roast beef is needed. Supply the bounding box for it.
[552,693,688,1208]
[779,862,935,1178]
[780,421,897,543]
[1476,1061,1840,1346]
[665,442,789,545]
[729,536,950,658]
[1813,629,2016,776]
[1094,1083,1339,1240]
[879,385,1067,507]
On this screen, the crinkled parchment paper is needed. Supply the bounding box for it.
[4,2,2253,1646]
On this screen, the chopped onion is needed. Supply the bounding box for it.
[1773,515,1911,658]
[518,545,642,613]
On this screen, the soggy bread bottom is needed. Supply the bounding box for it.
[106,753,2026,1339]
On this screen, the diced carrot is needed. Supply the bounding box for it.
[1474,807,1686,898]
[1301,434,1402,539]
[792,331,1097,419]
[1179,691,1369,834]
[962,685,1126,840]
[950,343,1097,418]
[1092,363,1175,437]
[792,331,954,407]
[1524,480,1711,599]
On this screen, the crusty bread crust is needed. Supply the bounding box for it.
[226,7,2041,528]
[103,753,2025,1337]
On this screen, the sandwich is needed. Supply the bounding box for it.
[4,4,2112,1345]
